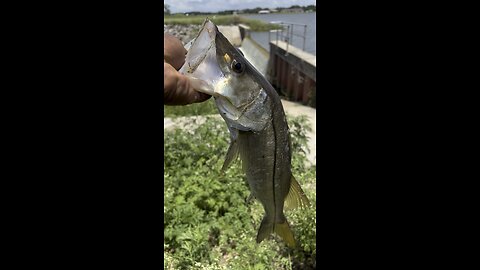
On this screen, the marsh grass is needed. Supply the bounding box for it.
[164,14,282,31]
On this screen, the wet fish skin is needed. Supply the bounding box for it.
[180,19,309,248]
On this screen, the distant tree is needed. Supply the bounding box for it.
[164,4,171,15]
[218,10,235,15]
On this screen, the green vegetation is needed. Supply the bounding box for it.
[164,15,282,31]
[164,115,316,269]
[164,99,218,118]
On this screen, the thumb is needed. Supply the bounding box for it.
[179,74,213,104]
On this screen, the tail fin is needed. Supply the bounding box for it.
[256,217,274,244]
[256,217,296,248]
[274,221,296,248]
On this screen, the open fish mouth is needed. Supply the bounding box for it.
[179,19,249,106]
[179,19,268,123]
[179,19,222,97]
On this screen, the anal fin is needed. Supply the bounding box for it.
[284,175,310,211]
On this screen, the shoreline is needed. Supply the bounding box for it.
[164,24,202,44]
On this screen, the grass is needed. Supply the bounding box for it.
[164,14,282,31]
[164,114,316,270]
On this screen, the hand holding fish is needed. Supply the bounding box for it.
[164,34,211,105]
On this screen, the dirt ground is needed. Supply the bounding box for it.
[280,99,316,167]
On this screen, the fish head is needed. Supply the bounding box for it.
[179,19,264,110]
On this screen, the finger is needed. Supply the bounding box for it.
[165,73,205,105]
[164,34,188,70]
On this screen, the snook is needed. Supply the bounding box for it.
[179,19,309,248]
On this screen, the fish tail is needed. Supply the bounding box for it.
[274,220,296,248]
[256,217,274,244]
[256,216,296,248]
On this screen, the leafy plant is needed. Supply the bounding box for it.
[164,115,316,269]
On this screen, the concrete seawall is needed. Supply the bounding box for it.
[239,37,269,76]
[268,41,316,107]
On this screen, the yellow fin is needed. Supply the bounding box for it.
[274,221,296,248]
[284,175,310,211]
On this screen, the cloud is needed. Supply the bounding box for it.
[164,0,316,14]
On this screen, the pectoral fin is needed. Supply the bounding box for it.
[284,175,310,211]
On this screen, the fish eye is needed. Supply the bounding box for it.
[231,59,245,73]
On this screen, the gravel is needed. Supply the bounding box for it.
[164,24,202,45]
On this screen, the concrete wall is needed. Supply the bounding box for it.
[239,37,269,76]
[268,41,316,108]
[217,26,242,47]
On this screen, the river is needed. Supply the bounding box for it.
[241,12,316,55]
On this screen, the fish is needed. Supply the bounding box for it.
[179,19,310,248]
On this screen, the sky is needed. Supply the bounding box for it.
[164,0,316,14]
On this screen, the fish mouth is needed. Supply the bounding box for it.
[180,19,250,107]
[179,19,222,96]
[180,19,217,74]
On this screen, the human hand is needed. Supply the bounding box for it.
[164,34,211,105]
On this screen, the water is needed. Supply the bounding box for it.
[242,12,316,55]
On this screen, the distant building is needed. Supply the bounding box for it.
[270,9,278,13]
[258,10,270,14]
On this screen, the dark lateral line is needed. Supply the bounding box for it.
[271,104,277,225]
